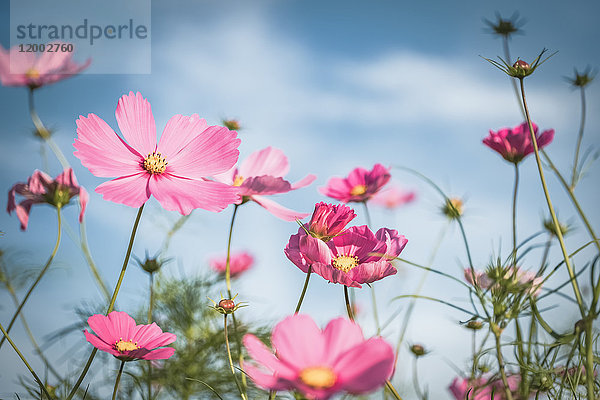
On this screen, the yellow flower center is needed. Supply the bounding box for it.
[299,366,337,389]
[332,255,359,273]
[350,184,367,196]
[143,152,168,174]
[233,175,245,187]
[26,68,40,79]
[115,339,139,353]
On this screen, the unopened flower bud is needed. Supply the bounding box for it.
[209,294,247,315]
[409,344,427,357]
[219,298,236,311]
[466,320,483,330]
[223,119,241,131]
[543,218,570,237]
[134,251,168,274]
[513,59,530,72]
[442,197,463,220]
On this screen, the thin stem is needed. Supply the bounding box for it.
[225,204,239,297]
[412,357,424,400]
[160,213,192,254]
[147,272,154,400]
[362,200,372,228]
[295,267,312,313]
[502,36,526,120]
[511,164,519,268]
[66,205,145,400]
[584,321,596,400]
[224,315,247,400]
[385,380,403,400]
[571,86,587,189]
[79,217,110,301]
[470,331,476,380]
[493,329,514,400]
[519,79,585,314]
[362,201,382,334]
[112,361,125,400]
[344,286,355,321]
[0,207,62,350]
[0,321,53,399]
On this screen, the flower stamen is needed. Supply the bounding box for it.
[350,184,367,196]
[233,175,245,187]
[143,152,168,174]
[332,255,359,273]
[115,338,139,353]
[26,68,40,80]
[299,366,337,389]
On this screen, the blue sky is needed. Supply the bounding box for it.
[1,0,599,398]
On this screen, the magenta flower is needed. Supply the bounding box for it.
[74,92,241,215]
[84,311,176,361]
[209,251,254,277]
[449,375,521,400]
[285,225,407,288]
[483,122,554,164]
[213,146,316,221]
[0,43,90,89]
[7,168,88,230]
[243,314,395,400]
[370,185,416,209]
[307,202,356,241]
[320,164,390,203]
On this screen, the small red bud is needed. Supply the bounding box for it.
[513,60,530,71]
[219,299,236,311]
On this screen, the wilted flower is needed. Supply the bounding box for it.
[369,185,416,209]
[449,375,521,400]
[465,320,484,330]
[320,164,390,203]
[7,168,88,230]
[84,311,176,361]
[243,314,395,400]
[307,202,356,241]
[483,122,554,164]
[209,251,254,277]
[0,42,90,89]
[213,147,316,221]
[285,225,407,288]
[74,92,241,215]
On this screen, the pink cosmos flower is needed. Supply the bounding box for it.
[369,186,416,209]
[7,168,88,230]
[449,375,521,400]
[243,314,395,400]
[209,251,254,277]
[74,92,241,215]
[307,202,356,241]
[464,267,543,296]
[0,43,90,89]
[213,147,316,221]
[320,164,391,203]
[483,122,554,164]
[285,225,407,288]
[84,311,176,361]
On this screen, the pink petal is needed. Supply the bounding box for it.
[157,114,208,159]
[149,174,239,214]
[131,323,163,345]
[74,113,143,177]
[291,174,316,190]
[321,318,365,365]
[212,166,237,186]
[333,338,395,394]
[78,187,89,223]
[311,261,361,288]
[165,125,240,178]
[95,172,151,208]
[239,147,290,178]
[244,364,292,391]
[107,311,137,340]
[272,314,326,369]
[115,92,157,156]
[87,314,118,343]
[140,347,176,360]
[243,334,296,378]
[141,332,177,350]
[251,195,310,221]
[83,329,115,353]
[347,260,397,285]
[15,200,35,231]
[240,176,292,196]
[284,229,312,274]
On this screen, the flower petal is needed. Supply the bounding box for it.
[272,314,326,369]
[347,260,397,285]
[157,113,208,160]
[115,92,157,156]
[74,113,143,177]
[139,347,176,360]
[291,174,316,190]
[95,172,151,208]
[107,311,137,341]
[240,176,292,196]
[239,147,290,178]
[84,329,116,354]
[311,262,361,288]
[149,174,239,214]
[322,318,365,365]
[251,195,310,221]
[243,334,296,378]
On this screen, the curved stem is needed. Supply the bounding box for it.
[511,164,519,267]
[0,321,53,399]
[412,357,424,400]
[519,79,585,314]
[295,267,312,313]
[224,315,247,400]
[112,361,125,400]
[66,205,145,400]
[571,86,587,189]
[79,217,110,301]
[343,286,355,321]
[493,328,514,400]
[385,380,404,400]
[0,207,62,350]
[225,205,239,297]
[147,272,154,400]
[502,36,526,120]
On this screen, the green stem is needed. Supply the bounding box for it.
[493,328,514,400]
[224,315,247,400]
[344,285,355,321]
[571,86,586,189]
[385,380,404,400]
[0,321,53,399]
[412,357,424,400]
[148,272,154,400]
[511,164,519,268]
[79,216,111,301]
[225,205,239,297]
[519,79,585,314]
[583,321,596,400]
[112,361,125,400]
[502,36,526,120]
[0,207,62,350]
[295,266,312,313]
[362,201,382,334]
[160,213,192,254]
[66,205,145,400]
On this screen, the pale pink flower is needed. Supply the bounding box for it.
[84,311,176,361]
[449,375,521,400]
[213,147,316,221]
[285,225,407,288]
[464,267,543,296]
[243,314,395,400]
[209,251,254,277]
[463,269,493,289]
[74,92,241,215]
[0,43,90,88]
[307,202,356,241]
[483,122,554,164]
[370,186,416,209]
[7,168,88,230]
[320,164,390,203]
